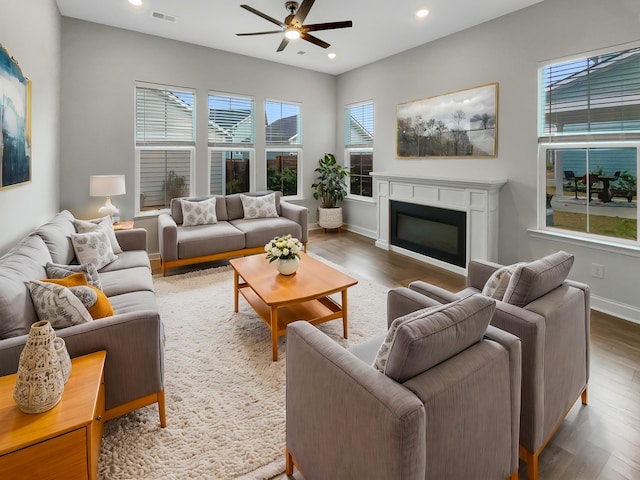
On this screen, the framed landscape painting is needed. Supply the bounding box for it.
[397,83,498,158]
[0,45,31,189]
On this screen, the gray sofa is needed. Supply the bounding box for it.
[408,251,590,480]
[286,290,522,480]
[0,210,166,426]
[158,191,308,276]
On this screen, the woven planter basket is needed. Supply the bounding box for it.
[318,207,343,229]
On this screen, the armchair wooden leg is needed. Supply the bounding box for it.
[581,384,588,405]
[285,447,294,475]
[520,445,539,480]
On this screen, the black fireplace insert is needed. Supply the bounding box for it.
[390,200,467,268]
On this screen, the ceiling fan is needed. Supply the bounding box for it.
[236,0,353,52]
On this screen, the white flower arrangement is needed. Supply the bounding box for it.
[264,234,304,263]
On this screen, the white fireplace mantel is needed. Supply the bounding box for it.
[370,172,507,275]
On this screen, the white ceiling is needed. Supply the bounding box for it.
[56,0,543,75]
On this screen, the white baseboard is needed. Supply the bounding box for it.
[591,294,640,324]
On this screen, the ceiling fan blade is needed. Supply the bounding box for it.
[236,30,283,36]
[303,21,353,32]
[240,4,286,28]
[291,0,315,27]
[277,37,290,52]
[301,32,330,49]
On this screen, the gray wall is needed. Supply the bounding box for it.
[60,18,336,253]
[335,0,640,321]
[0,0,61,254]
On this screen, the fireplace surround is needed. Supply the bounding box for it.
[371,173,507,274]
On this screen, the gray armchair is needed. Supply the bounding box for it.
[286,291,521,480]
[409,251,590,480]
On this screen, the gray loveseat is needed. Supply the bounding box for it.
[0,210,166,426]
[158,191,308,275]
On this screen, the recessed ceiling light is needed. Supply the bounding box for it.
[128,0,143,7]
[416,8,429,18]
[328,53,337,60]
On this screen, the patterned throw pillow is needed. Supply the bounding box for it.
[46,262,103,290]
[42,273,114,320]
[70,230,118,270]
[481,263,526,301]
[240,193,278,219]
[74,216,123,254]
[181,197,217,226]
[29,280,93,329]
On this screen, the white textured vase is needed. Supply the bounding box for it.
[54,337,72,384]
[13,321,65,414]
[277,257,299,275]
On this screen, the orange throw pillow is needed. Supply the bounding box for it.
[42,273,114,320]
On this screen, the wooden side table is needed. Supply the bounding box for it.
[113,220,135,231]
[0,351,106,480]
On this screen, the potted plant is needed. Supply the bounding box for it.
[311,153,349,231]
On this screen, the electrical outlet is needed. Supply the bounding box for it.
[591,263,604,279]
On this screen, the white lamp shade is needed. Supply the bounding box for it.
[89,175,126,197]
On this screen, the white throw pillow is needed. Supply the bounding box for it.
[29,280,93,329]
[70,230,118,270]
[181,197,217,226]
[74,216,123,254]
[481,263,526,301]
[46,262,103,290]
[240,193,278,219]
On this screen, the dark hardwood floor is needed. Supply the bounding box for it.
[155,229,640,479]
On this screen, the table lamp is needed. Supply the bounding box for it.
[89,175,126,224]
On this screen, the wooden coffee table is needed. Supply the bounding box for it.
[230,252,358,361]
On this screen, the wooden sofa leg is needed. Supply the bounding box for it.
[285,447,294,475]
[581,384,588,405]
[520,445,539,480]
[158,388,167,428]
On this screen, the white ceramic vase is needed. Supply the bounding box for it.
[277,257,300,275]
[13,321,65,414]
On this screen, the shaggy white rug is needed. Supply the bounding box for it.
[98,259,388,479]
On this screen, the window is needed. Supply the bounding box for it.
[539,45,639,243]
[135,84,195,212]
[208,93,255,194]
[266,149,301,196]
[345,101,374,198]
[265,100,302,197]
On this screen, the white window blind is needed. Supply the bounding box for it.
[138,148,193,210]
[136,86,195,144]
[265,100,301,145]
[540,46,640,140]
[345,102,374,146]
[208,93,255,145]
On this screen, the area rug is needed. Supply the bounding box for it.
[98,258,388,479]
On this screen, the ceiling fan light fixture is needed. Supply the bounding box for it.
[128,0,143,7]
[328,52,337,59]
[285,27,301,40]
[416,8,430,18]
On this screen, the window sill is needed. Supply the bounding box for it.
[345,195,375,205]
[528,229,640,258]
